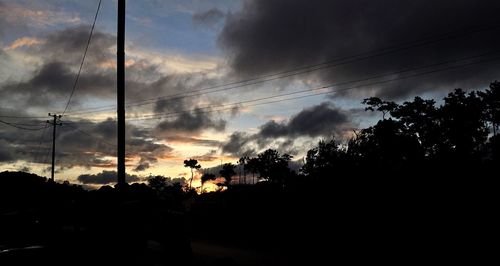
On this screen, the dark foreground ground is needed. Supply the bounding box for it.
[0,171,495,265]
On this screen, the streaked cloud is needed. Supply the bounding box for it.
[127,48,221,74]
[5,37,45,50]
[0,1,80,28]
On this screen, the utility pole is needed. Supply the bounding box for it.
[117,0,126,186]
[47,113,62,181]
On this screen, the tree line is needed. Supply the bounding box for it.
[177,81,499,192]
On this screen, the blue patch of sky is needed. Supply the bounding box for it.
[123,0,242,56]
[127,12,218,55]
[4,0,242,56]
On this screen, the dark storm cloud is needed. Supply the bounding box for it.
[192,8,225,27]
[221,131,253,155]
[222,103,353,156]
[1,60,114,108]
[259,121,287,138]
[55,119,173,170]
[154,97,191,114]
[219,0,500,99]
[1,27,114,103]
[0,62,222,166]
[1,58,219,113]
[134,162,150,172]
[94,118,117,139]
[29,61,73,89]
[126,63,224,108]
[126,69,231,134]
[155,108,226,134]
[260,103,351,138]
[148,73,226,114]
[287,103,351,136]
[0,24,227,130]
[77,170,141,185]
[151,74,198,114]
[0,118,53,164]
[0,26,156,109]
[160,135,221,146]
[0,117,172,172]
[38,25,115,64]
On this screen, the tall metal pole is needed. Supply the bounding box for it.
[48,113,62,181]
[51,115,56,181]
[117,0,126,186]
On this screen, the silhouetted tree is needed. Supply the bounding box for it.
[219,163,236,186]
[301,139,343,178]
[238,156,249,184]
[479,81,500,135]
[439,89,488,160]
[200,173,216,192]
[184,159,201,189]
[256,149,293,184]
[352,87,494,172]
[391,96,441,157]
[147,175,169,193]
[489,134,500,163]
[348,118,422,173]
[246,157,260,184]
[362,97,397,119]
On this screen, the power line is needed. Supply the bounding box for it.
[0,115,48,119]
[65,50,500,123]
[65,24,500,116]
[54,53,500,170]
[122,54,500,121]
[61,0,102,116]
[134,50,500,120]
[0,119,49,131]
[3,121,47,127]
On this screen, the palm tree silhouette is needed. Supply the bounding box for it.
[184,159,201,189]
[238,156,249,184]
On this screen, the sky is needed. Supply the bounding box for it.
[1,0,500,187]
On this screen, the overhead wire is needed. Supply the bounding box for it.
[0,115,49,119]
[64,24,500,116]
[1,22,498,148]
[134,50,500,120]
[0,119,49,131]
[1,14,492,177]
[61,0,102,116]
[64,49,500,123]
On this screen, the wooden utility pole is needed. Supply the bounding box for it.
[117,0,126,186]
[47,113,62,181]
